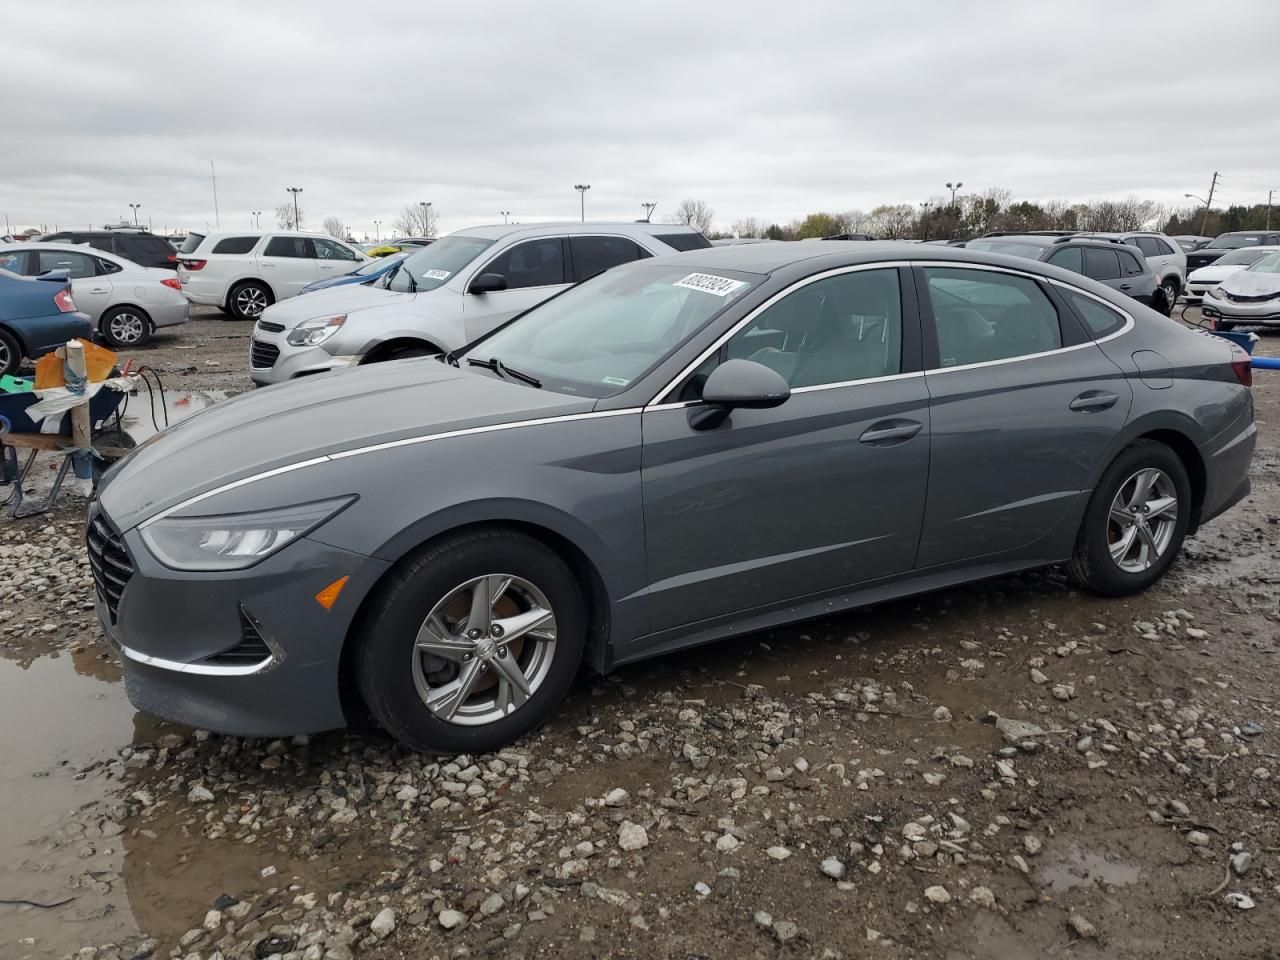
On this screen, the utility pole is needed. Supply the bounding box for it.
[574,184,591,221]
[1200,171,1218,236]
[286,187,303,229]
[211,161,221,227]
[641,201,657,222]
[419,201,433,236]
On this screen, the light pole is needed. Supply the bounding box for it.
[373,219,381,241]
[641,202,657,222]
[419,201,433,236]
[286,187,303,229]
[574,184,591,222]
[919,201,933,240]
[501,210,510,224]
[945,181,963,208]
[128,203,141,226]
[252,210,262,229]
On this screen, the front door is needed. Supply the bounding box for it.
[641,265,930,631]
[462,237,569,341]
[312,237,362,284]
[257,236,319,298]
[916,264,1132,567]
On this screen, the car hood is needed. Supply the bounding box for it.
[261,284,417,329]
[1187,264,1246,283]
[98,360,596,531]
[1221,270,1280,296]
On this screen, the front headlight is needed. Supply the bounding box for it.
[140,497,355,571]
[287,314,346,346]
[1208,286,1225,300]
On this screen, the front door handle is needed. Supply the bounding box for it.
[859,419,923,445]
[1119,283,1131,290]
[1069,391,1119,412]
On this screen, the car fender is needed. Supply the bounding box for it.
[225,275,276,305]
[346,308,466,357]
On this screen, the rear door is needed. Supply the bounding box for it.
[461,236,568,341]
[257,236,319,298]
[30,248,112,319]
[916,264,1131,567]
[568,235,651,282]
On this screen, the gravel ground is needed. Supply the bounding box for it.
[1,305,1278,960]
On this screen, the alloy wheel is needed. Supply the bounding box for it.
[1161,280,1178,314]
[1107,468,1179,573]
[236,286,268,318]
[0,340,10,372]
[411,573,558,726]
[108,311,147,344]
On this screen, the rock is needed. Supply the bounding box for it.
[1224,892,1256,910]
[1068,913,1097,938]
[755,910,773,928]
[924,885,951,904]
[619,821,649,851]
[694,881,711,896]
[480,893,505,916]
[995,717,1045,743]
[1052,684,1075,701]
[603,788,629,807]
[438,909,465,930]
[1186,831,1210,847]
[820,857,846,880]
[766,846,792,861]
[1023,835,1042,855]
[187,784,215,803]
[968,886,995,908]
[1030,668,1049,685]
[716,834,740,852]
[1230,851,1252,876]
[932,706,953,722]
[773,920,799,943]
[370,907,396,937]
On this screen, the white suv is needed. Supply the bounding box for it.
[176,231,368,320]
[249,221,710,386]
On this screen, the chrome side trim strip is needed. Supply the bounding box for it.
[119,642,277,677]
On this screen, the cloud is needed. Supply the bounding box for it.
[2,0,1277,237]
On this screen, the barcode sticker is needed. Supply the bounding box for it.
[674,273,746,297]
[423,269,451,280]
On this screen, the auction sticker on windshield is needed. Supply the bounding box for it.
[674,273,746,297]
[423,269,451,280]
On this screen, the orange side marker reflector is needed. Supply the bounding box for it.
[315,575,350,610]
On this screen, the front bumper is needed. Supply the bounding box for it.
[1202,293,1280,324]
[92,506,391,736]
[248,326,360,385]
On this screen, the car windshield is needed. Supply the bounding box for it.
[463,262,760,398]
[965,239,1049,259]
[384,236,493,292]
[354,252,405,276]
[1245,253,1280,274]
[1207,233,1266,249]
[1218,247,1276,266]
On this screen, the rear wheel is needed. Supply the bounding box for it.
[0,327,21,377]
[1069,440,1191,596]
[356,528,586,754]
[99,306,152,347]
[1158,279,1178,316]
[227,281,273,321]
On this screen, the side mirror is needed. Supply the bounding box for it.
[690,359,790,430]
[469,272,508,294]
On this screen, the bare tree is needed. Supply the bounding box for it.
[321,216,348,239]
[836,209,871,235]
[274,202,304,230]
[391,203,439,238]
[730,217,768,238]
[867,204,915,239]
[665,198,715,235]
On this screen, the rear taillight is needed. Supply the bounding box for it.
[167,254,177,263]
[180,259,206,271]
[53,289,76,313]
[161,277,182,291]
[1229,345,1253,388]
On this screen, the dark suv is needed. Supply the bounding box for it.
[966,234,1160,311]
[37,230,177,269]
[1186,231,1280,273]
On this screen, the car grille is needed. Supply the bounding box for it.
[86,513,133,624]
[256,320,286,333]
[1224,291,1279,303]
[201,610,275,667]
[250,339,280,368]
[1187,255,1219,270]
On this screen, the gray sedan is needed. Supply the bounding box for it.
[91,243,1256,753]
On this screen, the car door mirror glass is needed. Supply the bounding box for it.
[469,272,508,294]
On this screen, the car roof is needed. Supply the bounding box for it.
[448,221,705,242]
[1,240,129,259]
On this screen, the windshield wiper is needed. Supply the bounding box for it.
[466,356,542,388]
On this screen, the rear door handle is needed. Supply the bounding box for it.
[88,286,108,293]
[859,419,923,445]
[1070,391,1119,412]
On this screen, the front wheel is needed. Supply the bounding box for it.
[0,327,21,377]
[1069,440,1191,596]
[99,306,152,347]
[355,528,586,754]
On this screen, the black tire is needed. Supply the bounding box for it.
[0,327,21,377]
[1069,440,1192,597]
[91,427,137,483]
[99,306,152,348]
[380,344,438,363]
[1158,279,1178,316]
[355,528,586,754]
[227,281,273,321]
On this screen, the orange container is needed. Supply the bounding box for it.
[33,339,118,390]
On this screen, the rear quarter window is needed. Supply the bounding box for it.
[212,236,259,255]
[179,233,206,254]
[126,235,177,256]
[1063,289,1126,338]
[654,232,712,252]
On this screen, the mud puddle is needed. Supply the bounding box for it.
[116,386,230,444]
[1038,847,1142,893]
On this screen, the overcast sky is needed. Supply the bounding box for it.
[3,0,1278,238]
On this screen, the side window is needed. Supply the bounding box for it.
[570,236,644,281]
[0,250,28,273]
[263,236,312,258]
[1063,289,1126,338]
[35,250,97,279]
[85,236,115,254]
[212,236,259,255]
[1046,245,1083,274]
[1120,250,1147,277]
[691,269,902,393]
[1133,237,1161,258]
[924,267,1062,368]
[485,238,565,290]
[315,238,359,261]
[1083,247,1121,281]
[97,257,123,275]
